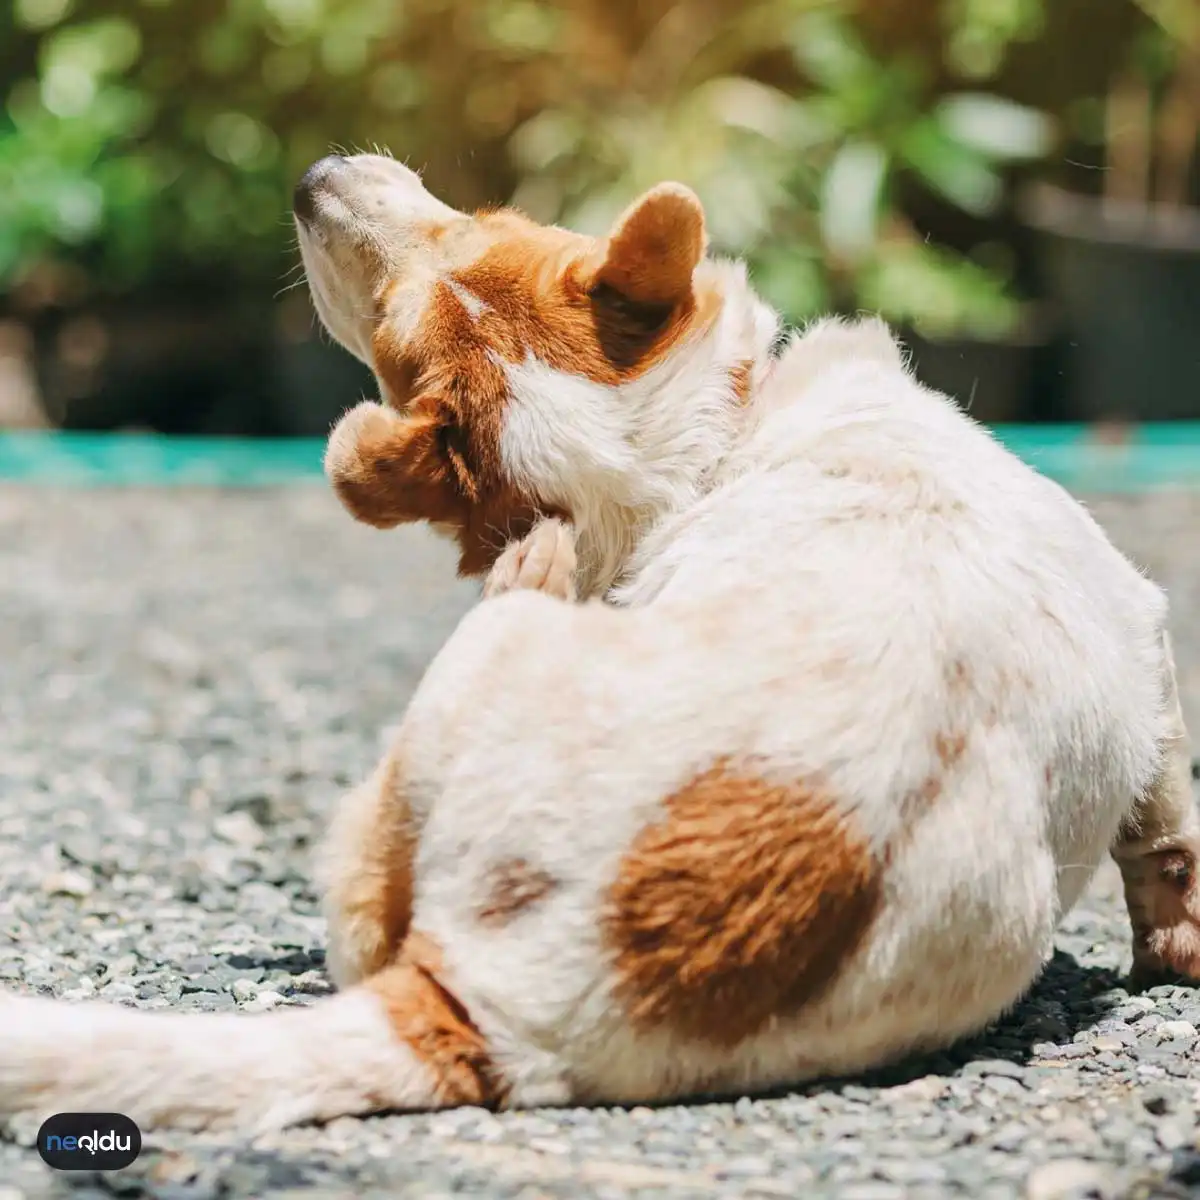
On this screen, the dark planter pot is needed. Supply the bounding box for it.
[31,297,278,434]
[900,313,1055,425]
[1021,184,1200,422]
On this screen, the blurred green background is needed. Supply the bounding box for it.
[0,0,1197,437]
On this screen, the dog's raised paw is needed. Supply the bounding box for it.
[483,518,578,602]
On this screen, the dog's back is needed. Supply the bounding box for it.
[387,320,1169,1102]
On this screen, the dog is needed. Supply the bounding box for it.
[1,154,1197,1134]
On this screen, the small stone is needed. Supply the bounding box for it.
[1148,983,1187,1001]
[1032,1042,1064,1059]
[180,975,225,994]
[98,981,137,1002]
[288,969,333,995]
[61,974,96,1002]
[989,1122,1033,1152]
[1144,1090,1173,1115]
[59,831,107,868]
[836,1185,905,1200]
[876,1158,948,1184]
[713,1155,773,1178]
[1089,1036,1126,1053]
[1116,997,1156,1019]
[883,1075,947,1104]
[986,1075,1030,1098]
[231,978,260,1002]
[180,955,220,974]
[527,1137,571,1156]
[173,863,204,902]
[1156,1020,1197,1042]
[102,954,139,982]
[244,989,285,1013]
[1044,1118,1098,1145]
[40,869,93,898]
[147,1149,201,1184]
[177,991,235,1012]
[213,811,264,848]
[1025,1159,1116,1200]
[1168,1148,1200,1187]
[961,1059,1027,1080]
[1157,1121,1191,1151]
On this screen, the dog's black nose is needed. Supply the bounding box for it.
[293,155,345,223]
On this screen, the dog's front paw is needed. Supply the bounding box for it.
[1121,845,1200,989]
[483,518,577,602]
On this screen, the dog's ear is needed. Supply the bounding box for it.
[324,399,476,529]
[587,183,707,310]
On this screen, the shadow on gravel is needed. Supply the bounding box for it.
[633,949,1127,1110]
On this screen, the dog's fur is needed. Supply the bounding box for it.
[2,155,1198,1134]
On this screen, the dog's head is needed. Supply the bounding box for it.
[294,153,779,588]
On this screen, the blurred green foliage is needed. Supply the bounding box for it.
[0,0,1085,338]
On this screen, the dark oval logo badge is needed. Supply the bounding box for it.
[37,1112,141,1171]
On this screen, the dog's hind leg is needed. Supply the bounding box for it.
[317,521,578,992]
[1112,629,1200,985]
[317,754,417,990]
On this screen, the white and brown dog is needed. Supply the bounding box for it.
[1,154,1197,1133]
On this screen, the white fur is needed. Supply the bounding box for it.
[0,989,434,1132]
[500,260,778,594]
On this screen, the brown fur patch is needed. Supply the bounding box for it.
[367,931,505,1106]
[326,388,564,576]
[338,199,719,575]
[326,751,417,981]
[934,731,968,769]
[447,214,718,388]
[590,183,706,307]
[603,760,883,1047]
[945,658,970,691]
[729,361,753,406]
[478,857,559,927]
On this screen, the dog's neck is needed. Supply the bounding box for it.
[570,309,909,601]
[516,260,781,598]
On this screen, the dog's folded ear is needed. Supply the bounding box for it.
[586,183,707,311]
[324,399,475,529]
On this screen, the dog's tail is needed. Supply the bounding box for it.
[0,947,502,1133]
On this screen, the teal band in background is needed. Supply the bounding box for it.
[2,427,1200,491]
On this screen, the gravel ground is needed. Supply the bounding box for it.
[2,484,1200,1200]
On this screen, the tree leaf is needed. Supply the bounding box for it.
[900,116,1003,216]
[935,93,1054,162]
[819,139,888,262]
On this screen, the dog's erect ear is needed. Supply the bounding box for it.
[324,399,476,529]
[588,183,707,309]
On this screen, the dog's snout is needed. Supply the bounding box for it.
[293,155,346,223]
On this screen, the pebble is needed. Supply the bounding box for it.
[213,811,266,848]
[40,869,93,898]
[244,988,286,1012]
[962,1059,1028,1080]
[1156,1121,1192,1151]
[1155,1020,1197,1042]
[1025,1159,1117,1200]
[231,977,261,1002]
